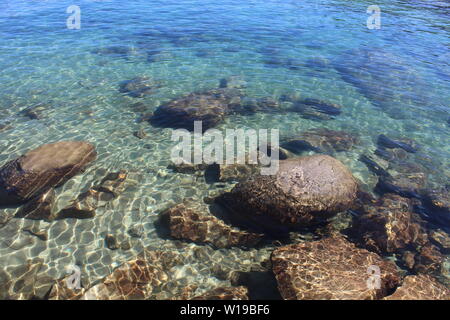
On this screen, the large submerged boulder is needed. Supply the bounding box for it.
[217,155,358,234]
[81,250,181,300]
[271,235,401,300]
[350,193,445,276]
[351,194,429,254]
[49,250,184,300]
[0,141,97,206]
[161,201,264,248]
[150,88,242,131]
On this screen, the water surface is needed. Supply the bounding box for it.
[0,0,449,297]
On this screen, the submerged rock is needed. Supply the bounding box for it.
[48,275,86,300]
[359,154,390,177]
[219,75,247,89]
[401,251,416,269]
[103,233,130,251]
[50,250,182,300]
[119,77,161,98]
[15,189,56,221]
[0,141,97,206]
[377,134,418,153]
[422,188,450,227]
[376,164,428,198]
[217,155,358,234]
[206,145,291,184]
[22,227,48,241]
[215,162,261,182]
[56,189,98,219]
[413,243,444,275]
[127,226,143,238]
[92,46,135,58]
[298,109,334,121]
[271,235,401,300]
[304,56,331,71]
[430,229,450,253]
[360,153,428,198]
[263,56,287,69]
[191,286,249,300]
[20,104,49,120]
[350,194,428,253]
[232,97,281,115]
[334,48,430,119]
[133,129,147,139]
[290,98,342,118]
[56,170,128,219]
[349,191,446,276]
[374,147,409,163]
[0,121,12,132]
[105,234,120,250]
[398,244,445,277]
[284,58,304,70]
[150,88,242,131]
[167,161,209,174]
[80,250,182,300]
[260,144,292,161]
[384,274,450,300]
[281,128,359,154]
[120,240,131,251]
[350,191,446,275]
[262,55,304,71]
[161,201,264,248]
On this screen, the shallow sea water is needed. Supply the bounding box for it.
[0,0,449,298]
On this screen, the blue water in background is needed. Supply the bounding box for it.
[0,0,448,296]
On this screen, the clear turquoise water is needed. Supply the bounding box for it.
[0,0,449,297]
